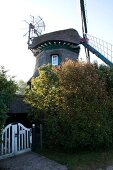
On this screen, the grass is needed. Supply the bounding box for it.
[37,148,113,170]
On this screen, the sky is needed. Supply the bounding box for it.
[0,0,113,81]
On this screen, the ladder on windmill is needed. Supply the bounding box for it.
[81,34,113,66]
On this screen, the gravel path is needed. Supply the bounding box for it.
[0,152,68,170]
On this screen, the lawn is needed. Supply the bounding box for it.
[38,148,113,170]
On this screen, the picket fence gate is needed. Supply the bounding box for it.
[0,123,32,160]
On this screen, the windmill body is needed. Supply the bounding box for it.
[30,28,80,76]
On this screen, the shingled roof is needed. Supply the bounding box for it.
[8,95,30,114]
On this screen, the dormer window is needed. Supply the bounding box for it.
[52,54,59,66]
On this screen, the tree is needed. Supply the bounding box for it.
[54,61,111,149]
[96,64,113,142]
[24,65,61,122]
[0,66,17,136]
[25,61,112,150]
[97,64,113,96]
[17,80,27,95]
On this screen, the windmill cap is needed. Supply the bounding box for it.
[29,28,80,49]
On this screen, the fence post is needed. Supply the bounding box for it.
[14,124,18,154]
[32,124,35,151]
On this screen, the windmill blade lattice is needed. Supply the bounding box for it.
[23,15,45,46]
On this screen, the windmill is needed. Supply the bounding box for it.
[23,15,45,48]
[79,0,113,66]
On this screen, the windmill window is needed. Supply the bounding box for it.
[52,55,59,66]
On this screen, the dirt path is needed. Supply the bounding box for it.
[0,152,68,170]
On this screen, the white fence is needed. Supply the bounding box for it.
[0,123,32,159]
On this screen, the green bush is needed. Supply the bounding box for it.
[44,61,112,150]
[25,61,113,151]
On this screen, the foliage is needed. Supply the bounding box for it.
[52,61,111,149]
[96,64,113,142]
[0,66,17,136]
[16,80,27,95]
[97,64,113,96]
[25,61,113,151]
[24,65,61,122]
